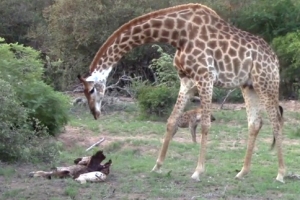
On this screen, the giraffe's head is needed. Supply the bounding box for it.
[77,73,106,120]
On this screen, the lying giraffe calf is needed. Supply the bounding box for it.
[173,108,216,143]
[29,150,112,184]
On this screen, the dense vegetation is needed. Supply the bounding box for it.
[0,38,68,162]
[0,0,300,160]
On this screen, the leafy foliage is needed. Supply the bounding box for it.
[272,32,300,82]
[0,0,52,45]
[0,38,69,136]
[0,39,43,83]
[232,0,300,42]
[18,81,70,135]
[136,45,179,119]
[0,79,58,162]
[137,84,178,119]
[149,45,178,87]
[272,31,300,98]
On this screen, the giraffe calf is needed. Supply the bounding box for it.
[173,108,216,143]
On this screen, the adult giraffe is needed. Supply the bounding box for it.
[78,3,285,182]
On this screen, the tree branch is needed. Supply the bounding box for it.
[220,89,236,109]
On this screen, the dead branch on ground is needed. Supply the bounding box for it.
[86,138,105,152]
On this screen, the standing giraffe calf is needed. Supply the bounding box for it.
[174,108,216,143]
[78,3,285,182]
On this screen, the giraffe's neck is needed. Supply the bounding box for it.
[88,4,221,82]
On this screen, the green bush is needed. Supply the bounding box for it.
[0,38,70,136]
[137,84,178,119]
[149,45,179,87]
[0,79,59,162]
[232,0,300,42]
[18,81,70,136]
[272,31,300,98]
[136,45,179,119]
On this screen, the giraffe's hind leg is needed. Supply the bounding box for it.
[152,77,194,172]
[256,88,285,182]
[235,86,263,179]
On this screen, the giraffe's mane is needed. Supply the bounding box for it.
[89,3,219,72]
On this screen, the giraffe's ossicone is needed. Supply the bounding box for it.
[78,3,285,183]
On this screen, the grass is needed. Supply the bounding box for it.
[69,108,166,136]
[1,102,300,200]
[64,180,79,199]
[0,166,15,179]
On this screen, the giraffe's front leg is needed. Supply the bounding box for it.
[191,83,213,181]
[152,77,194,173]
[191,114,211,181]
[151,117,180,173]
[235,87,262,180]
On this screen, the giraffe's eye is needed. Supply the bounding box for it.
[89,87,95,94]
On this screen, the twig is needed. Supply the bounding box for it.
[220,89,236,109]
[85,138,105,151]
[105,74,142,98]
[106,74,141,90]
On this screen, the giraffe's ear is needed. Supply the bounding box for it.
[77,74,83,81]
[77,74,89,88]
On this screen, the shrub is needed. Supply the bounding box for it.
[137,84,178,119]
[149,45,179,87]
[18,81,70,136]
[232,0,300,42]
[136,45,179,119]
[0,37,70,136]
[0,79,59,162]
[272,31,300,98]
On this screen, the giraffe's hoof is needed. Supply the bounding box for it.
[235,171,244,180]
[191,171,201,182]
[276,174,285,183]
[234,175,243,180]
[151,164,162,173]
[235,168,249,180]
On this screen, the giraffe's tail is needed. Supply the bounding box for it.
[271,105,284,150]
